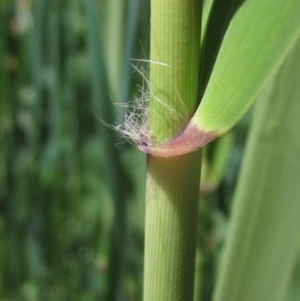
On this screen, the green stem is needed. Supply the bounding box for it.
[149,0,201,143]
[144,152,202,301]
[104,0,125,100]
[143,0,202,300]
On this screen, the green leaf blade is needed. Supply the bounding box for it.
[212,36,300,301]
[195,0,300,133]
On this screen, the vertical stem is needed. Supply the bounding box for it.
[144,153,202,301]
[104,0,125,100]
[144,1,202,301]
[149,0,201,142]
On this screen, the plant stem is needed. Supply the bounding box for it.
[143,0,202,300]
[144,153,202,301]
[104,0,125,100]
[149,0,201,143]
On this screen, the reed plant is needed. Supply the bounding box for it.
[136,0,300,301]
[1,1,300,300]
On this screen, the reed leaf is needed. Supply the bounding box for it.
[212,37,300,301]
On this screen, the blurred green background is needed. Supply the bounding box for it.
[0,1,248,300]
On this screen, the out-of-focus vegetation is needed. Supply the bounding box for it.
[0,0,149,300]
[1,1,299,301]
[0,1,234,300]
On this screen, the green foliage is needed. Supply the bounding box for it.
[0,1,299,301]
[196,0,300,134]
[0,0,145,300]
[212,37,300,301]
